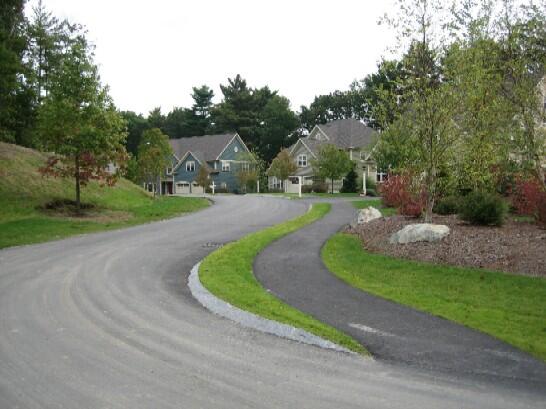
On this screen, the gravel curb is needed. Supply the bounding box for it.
[188,262,353,353]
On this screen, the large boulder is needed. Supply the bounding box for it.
[389,223,450,244]
[357,206,382,224]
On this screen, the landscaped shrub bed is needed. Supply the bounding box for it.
[347,213,546,277]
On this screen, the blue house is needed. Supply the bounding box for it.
[161,132,254,194]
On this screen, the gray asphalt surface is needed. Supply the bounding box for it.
[0,196,544,408]
[255,200,546,395]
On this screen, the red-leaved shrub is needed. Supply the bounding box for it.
[380,174,408,208]
[380,173,424,217]
[511,177,546,217]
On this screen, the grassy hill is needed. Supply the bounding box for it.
[0,142,209,248]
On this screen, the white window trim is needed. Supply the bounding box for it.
[297,154,307,168]
[166,166,173,175]
[221,161,231,172]
[186,161,195,172]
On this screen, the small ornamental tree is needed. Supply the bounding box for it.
[195,165,210,196]
[37,38,127,210]
[267,148,296,191]
[137,128,172,197]
[311,144,352,194]
[236,151,259,192]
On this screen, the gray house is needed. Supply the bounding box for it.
[161,133,253,194]
[268,118,381,193]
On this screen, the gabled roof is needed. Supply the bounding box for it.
[169,133,238,162]
[312,118,377,149]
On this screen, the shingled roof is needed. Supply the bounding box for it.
[169,133,237,162]
[315,118,376,149]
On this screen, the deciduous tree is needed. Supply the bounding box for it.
[267,149,296,191]
[37,37,127,210]
[311,144,353,194]
[137,128,172,197]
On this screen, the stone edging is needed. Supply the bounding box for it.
[188,262,353,353]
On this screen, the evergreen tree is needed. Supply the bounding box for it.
[0,0,32,144]
[340,165,358,193]
[190,85,214,135]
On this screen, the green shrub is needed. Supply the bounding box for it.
[311,182,327,193]
[366,177,377,192]
[366,188,377,197]
[459,191,508,226]
[434,196,461,215]
[301,185,313,193]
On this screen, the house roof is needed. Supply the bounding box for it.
[314,118,377,149]
[169,133,237,162]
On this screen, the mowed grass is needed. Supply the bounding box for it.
[0,142,209,248]
[322,233,546,361]
[352,198,397,216]
[199,203,367,354]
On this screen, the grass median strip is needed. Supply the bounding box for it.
[199,203,367,354]
[322,233,546,361]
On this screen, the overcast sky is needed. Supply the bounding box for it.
[26,0,397,115]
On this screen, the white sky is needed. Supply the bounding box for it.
[26,0,397,116]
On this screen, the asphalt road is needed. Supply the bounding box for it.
[255,200,546,393]
[0,196,544,408]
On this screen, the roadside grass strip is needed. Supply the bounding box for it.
[322,233,546,361]
[0,196,209,249]
[199,203,367,354]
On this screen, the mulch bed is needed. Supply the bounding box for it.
[347,215,546,277]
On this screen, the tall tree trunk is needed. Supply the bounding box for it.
[331,178,334,194]
[75,155,81,211]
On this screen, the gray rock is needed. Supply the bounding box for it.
[389,223,450,244]
[357,206,382,224]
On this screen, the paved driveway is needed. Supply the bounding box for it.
[0,196,544,408]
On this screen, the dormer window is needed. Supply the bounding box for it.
[186,161,195,172]
[297,154,307,167]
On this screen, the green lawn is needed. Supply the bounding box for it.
[199,203,366,354]
[322,233,546,361]
[0,142,209,248]
[352,198,397,216]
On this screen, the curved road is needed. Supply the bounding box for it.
[0,196,544,408]
[255,201,546,393]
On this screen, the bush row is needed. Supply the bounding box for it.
[378,173,546,227]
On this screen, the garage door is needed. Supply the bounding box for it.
[176,182,190,194]
[191,182,204,195]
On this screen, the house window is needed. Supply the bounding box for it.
[269,176,283,189]
[376,171,388,183]
[222,161,230,172]
[241,162,250,172]
[166,166,173,175]
[186,161,195,172]
[297,154,307,167]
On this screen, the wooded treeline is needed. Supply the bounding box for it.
[1,0,544,185]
